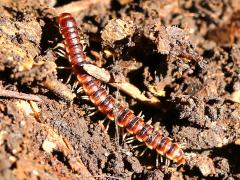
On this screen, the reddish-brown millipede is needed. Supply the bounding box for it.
[57,13,186,165]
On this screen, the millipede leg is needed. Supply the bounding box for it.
[137,111,145,119]
[66,73,73,84]
[72,81,79,91]
[81,95,89,100]
[116,127,125,145]
[105,86,109,94]
[156,154,159,167]
[88,109,99,117]
[98,117,108,131]
[125,136,136,144]
[57,66,72,70]
[76,87,83,94]
[99,117,107,125]
[165,158,171,167]
[122,131,128,141]
[146,118,152,125]
[55,49,67,58]
[160,156,163,164]
[104,120,111,132]
[54,42,65,49]
[88,107,96,110]
[114,125,120,151]
[132,143,145,149]
[139,147,148,157]
[54,43,67,58]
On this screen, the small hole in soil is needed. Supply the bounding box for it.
[55,0,75,7]
[52,150,71,169]
[39,17,60,53]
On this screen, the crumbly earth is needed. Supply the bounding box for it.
[0,0,240,179]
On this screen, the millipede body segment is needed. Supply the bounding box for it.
[57,13,186,165]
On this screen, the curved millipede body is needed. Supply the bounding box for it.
[57,13,186,165]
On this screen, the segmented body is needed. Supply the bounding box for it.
[57,13,186,165]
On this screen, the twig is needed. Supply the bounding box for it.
[91,175,124,180]
[0,87,42,102]
[83,64,111,83]
[55,0,110,15]
[42,78,76,102]
[110,82,160,106]
[82,64,160,107]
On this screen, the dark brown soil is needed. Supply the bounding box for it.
[0,0,240,179]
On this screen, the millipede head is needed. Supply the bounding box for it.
[57,13,77,29]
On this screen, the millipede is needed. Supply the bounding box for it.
[57,13,186,165]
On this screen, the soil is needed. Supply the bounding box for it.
[0,0,240,179]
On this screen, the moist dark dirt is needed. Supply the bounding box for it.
[0,0,240,179]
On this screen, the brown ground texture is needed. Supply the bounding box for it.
[0,0,240,179]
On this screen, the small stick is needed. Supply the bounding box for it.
[42,78,76,102]
[82,63,160,107]
[92,175,123,180]
[55,0,109,15]
[0,87,42,102]
[82,63,111,83]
